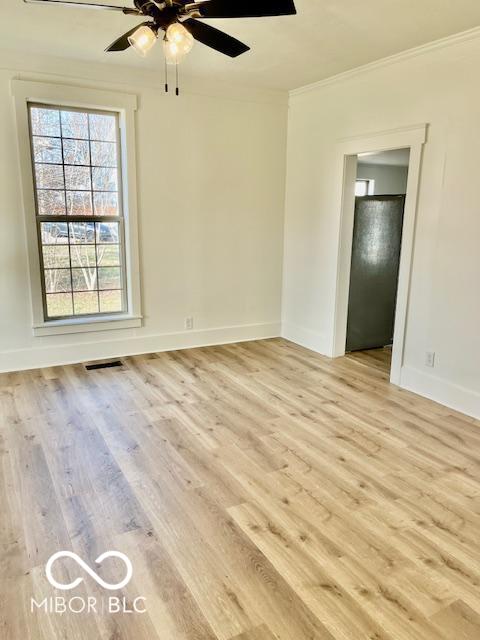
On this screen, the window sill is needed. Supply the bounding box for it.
[33,314,142,337]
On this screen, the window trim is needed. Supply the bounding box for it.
[11,80,142,336]
[355,178,375,196]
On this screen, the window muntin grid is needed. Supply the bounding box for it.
[28,104,127,320]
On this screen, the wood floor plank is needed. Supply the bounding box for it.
[430,600,480,639]
[229,501,397,640]
[116,528,218,640]
[228,624,278,640]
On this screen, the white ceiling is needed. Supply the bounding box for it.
[358,149,410,167]
[4,0,480,90]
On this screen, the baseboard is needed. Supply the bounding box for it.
[0,322,281,373]
[7,326,477,422]
[400,365,480,421]
[281,322,330,356]
[281,326,480,421]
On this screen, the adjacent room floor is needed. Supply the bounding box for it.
[1,338,479,639]
[345,346,392,375]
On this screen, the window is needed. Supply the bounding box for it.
[12,79,142,336]
[29,104,126,320]
[355,178,375,196]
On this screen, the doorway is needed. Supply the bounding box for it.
[331,124,426,385]
[345,149,410,375]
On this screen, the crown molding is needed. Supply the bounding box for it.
[290,25,480,99]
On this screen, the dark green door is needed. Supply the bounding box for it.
[346,195,405,352]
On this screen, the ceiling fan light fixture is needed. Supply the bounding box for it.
[163,38,191,65]
[166,22,194,57]
[128,25,157,56]
[27,0,298,65]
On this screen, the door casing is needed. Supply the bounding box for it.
[331,124,426,385]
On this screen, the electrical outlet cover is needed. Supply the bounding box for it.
[425,351,435,367]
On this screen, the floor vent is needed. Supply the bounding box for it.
[85,360,124,371]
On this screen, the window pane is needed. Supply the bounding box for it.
[92,167,117,192]
[33,137,62,164]
[96,222,118,243]
[99,290,122,313]
[41,222,69,244]
[30,108,60,137]
[37,190,66,216]
[98,267,121,290]
[96,244,120,266]
[72,268,97,292]
[42,245,70,268]
[69,222,95,244]
[91,141,116,167]
[355,180,369,196]
[61,110,88,139]
[46,293,73,317]
[35,164,64,189]
[44,269,72,293]
[70,244,96,268]
[93,192,118,216]
[73,292,99,315]
[63,139,90,165]
[89,113,116,142]
[30,105,124,321]
[66,191,93,216]
[65,165,91,190]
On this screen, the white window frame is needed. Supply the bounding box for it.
[11,80,142,336]
[355,178,375,196]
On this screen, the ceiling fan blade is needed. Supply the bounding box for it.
[183,19,249,57]
[23,0,141,13]
[105,22,149,51]
[185,0,296,19]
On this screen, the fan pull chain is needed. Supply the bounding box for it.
[164,54,168,93]
[175,61,180,96]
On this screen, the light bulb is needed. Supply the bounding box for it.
[165,22,194,64]
[163,39,181,65]
[128,25,157,57]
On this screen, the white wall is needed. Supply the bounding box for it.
[2,36,479,420]
[357,163,408,194]
[0,52,288,371]
[283,34,480,418]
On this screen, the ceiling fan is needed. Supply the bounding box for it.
[24,0,297,62]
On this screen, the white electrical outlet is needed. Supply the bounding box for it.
[425,351,435,368]
[185,316,194,330]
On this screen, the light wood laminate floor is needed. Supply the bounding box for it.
[345,347,392,375]
[1,338,480,639]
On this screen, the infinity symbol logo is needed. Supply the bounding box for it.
[46,551,133,591]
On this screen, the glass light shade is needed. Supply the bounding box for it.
[128,25,157,57]
[165,22,194,61]
[163,39,185,65]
